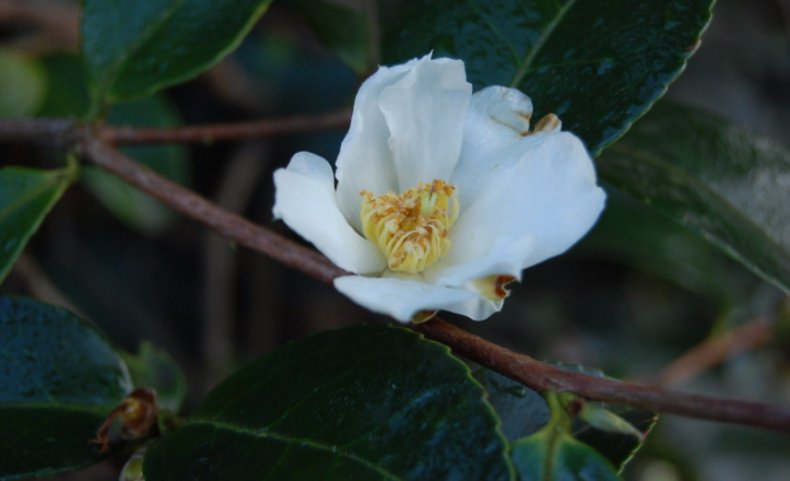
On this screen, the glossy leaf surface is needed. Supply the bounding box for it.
[472,367,548,443]
[81,0,274,105]
[385,0,713,155]
[0,297,132,480]
[145,326,512,481]
[600,102,790,294]
[0,166,73,284]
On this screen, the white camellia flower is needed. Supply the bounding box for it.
[273,53,606,322]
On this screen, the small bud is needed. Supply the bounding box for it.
[91,388,159,453]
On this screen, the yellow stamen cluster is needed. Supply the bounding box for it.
[361,179,459,274]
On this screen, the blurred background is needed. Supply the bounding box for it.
[1,0,789,480]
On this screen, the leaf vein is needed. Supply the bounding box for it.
[189,420,404,481]
[510,0,578,87]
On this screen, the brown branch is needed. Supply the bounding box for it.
[81,135,345,284]
[412,319,790,432]
[0,118,76,145]
[648,317,772,387]
[2,117,790,433]
[100,108,352,145]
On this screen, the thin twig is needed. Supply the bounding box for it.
[100,108,352,145]
[203,142,271,389]
[2,118,790,432]
[647,317,773,387]
[80,135,346,284]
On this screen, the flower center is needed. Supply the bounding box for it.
[361,179,459,274]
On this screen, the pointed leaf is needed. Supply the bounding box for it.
[81,0,275,106]
[0,166,73,284]
[0,297,132,480]
[144,325,512,481]
[599,101,790,294]
[385,0,713,155]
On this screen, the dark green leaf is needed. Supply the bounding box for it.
[0,297,132,481]
[83,95,189,235]
[599,101,790,295]
[122,341,187,413]
[385,0,713,155]
[0,48,47,118]
[0,166,74,284]
[145,325,512,481]
[81,0,275,107]
[581,190,760,305]
[472,367,548,442]
[287,0,376,74]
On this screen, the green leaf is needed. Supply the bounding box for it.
[0,297,132,481]
[144,325,512,481]
[0,48,47,118]
[287,0,376,74]
[512,393,620,481]
[83,95,189,235]
[37,53,91,118]
[472,367,549,443]
[513,431,620,481]
[581,190,758,305]
[81,0,274,107]
[384,0,713,155]
[571,403,656,473]
[599,101,790,295]
[122,341,186,413]
[0,166,74,284]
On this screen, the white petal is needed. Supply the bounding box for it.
[273,152,386,274]
[426,235,534,286]
[452,86,534,207]
[334,275,501,322]
[378,55,472,191]
[335,59,421,232]
[439,131,606,286]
